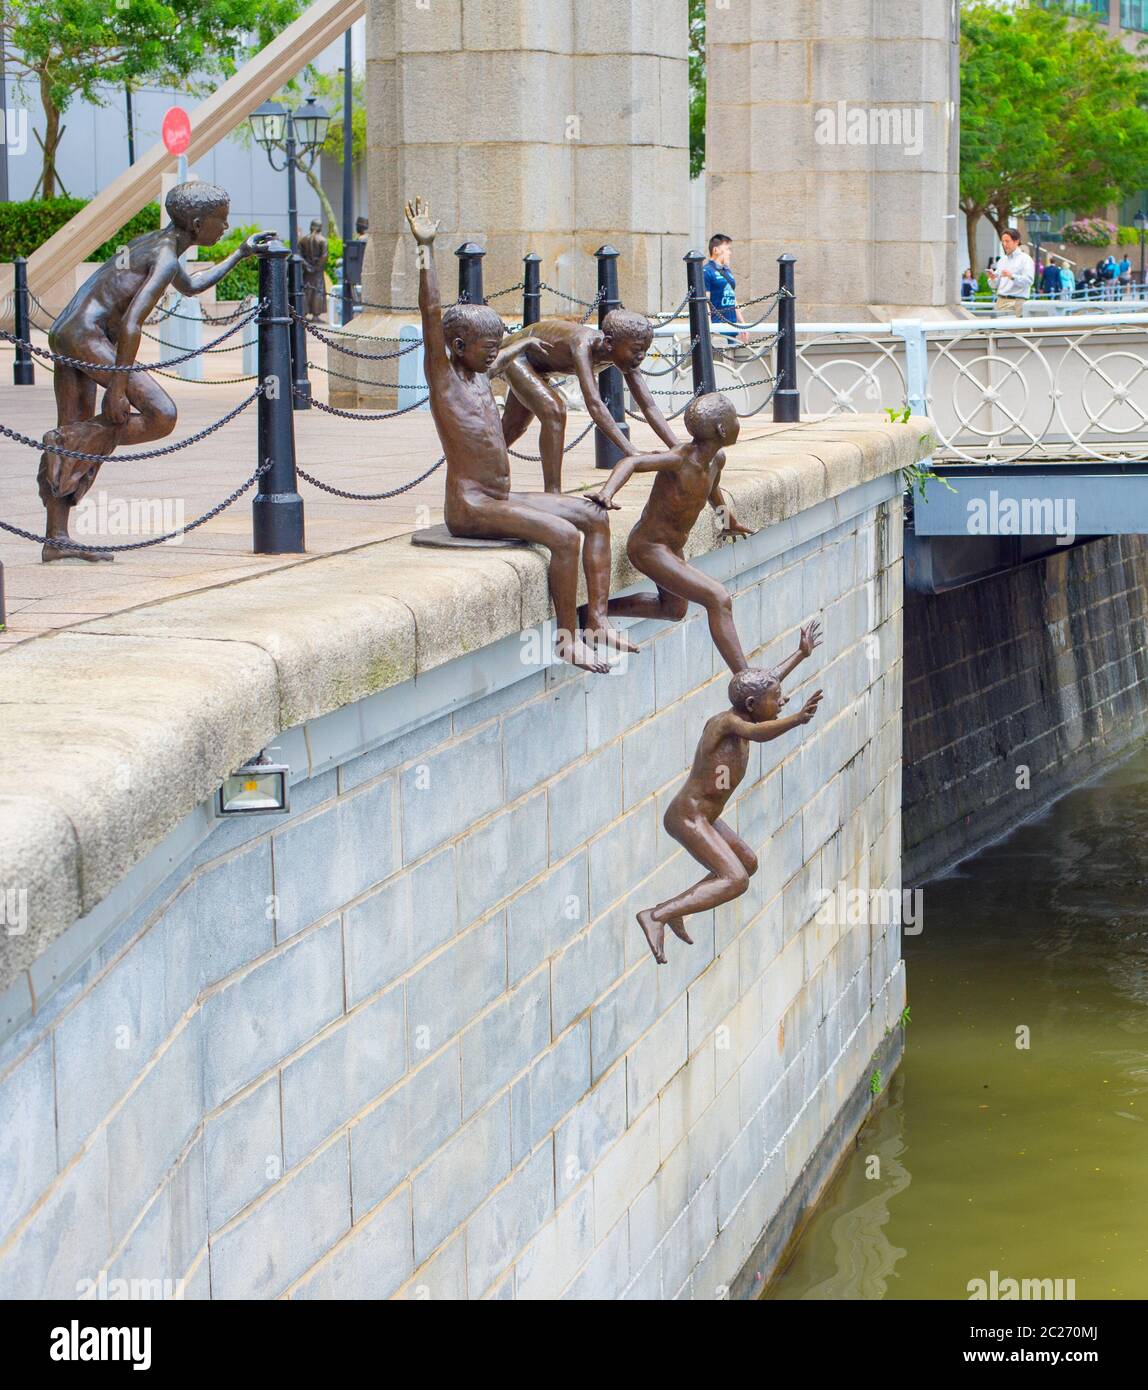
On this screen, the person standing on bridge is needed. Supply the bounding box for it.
[704,233,749,344]
[987,228,1034,315]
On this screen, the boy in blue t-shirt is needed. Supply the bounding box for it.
[704,233,746,340]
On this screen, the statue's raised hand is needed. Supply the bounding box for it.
[242,230,278,258]
[798,619,822,658]
[405,197,440,246]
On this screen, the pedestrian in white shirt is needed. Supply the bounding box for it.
[987,228,1034,314]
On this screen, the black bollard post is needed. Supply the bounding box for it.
[254,242,305,554]
[684,250,717,398]
[523,252,541,326]
[287,253,311,410]
[773,254,800,423]
[13,256,34,385]
[455,242,486,304]
[594,244,630,470]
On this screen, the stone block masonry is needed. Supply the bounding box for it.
[0,416,927,1299]
[904,533,1148,883]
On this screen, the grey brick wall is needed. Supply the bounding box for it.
[0,482,905,1301]
[904,533,1148,881]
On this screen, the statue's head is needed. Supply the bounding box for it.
[601,308,653,372]
[684,392,740,447]
[442,302,504,372]
[728,666,783,722]
[310,220,322,233]
[166,182,231,248]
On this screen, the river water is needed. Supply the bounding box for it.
[765,745,1148,1300]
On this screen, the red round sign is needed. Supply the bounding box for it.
[161,107,191,156]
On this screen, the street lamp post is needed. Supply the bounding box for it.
[341,31,354,329]
[1030,210,1051,298]
[250,97,330,253]
[1135,210,1147,295]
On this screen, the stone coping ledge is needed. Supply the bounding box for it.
[0,414,932,990]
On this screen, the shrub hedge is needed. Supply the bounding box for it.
[0,198,162,261]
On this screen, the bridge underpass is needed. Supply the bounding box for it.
[906,460,1148,593]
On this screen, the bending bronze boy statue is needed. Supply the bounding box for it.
[38,181,273,561]
[490,307,679,494]
[588,392,760,674]
[638,651,823,965]
[405,198,633,672]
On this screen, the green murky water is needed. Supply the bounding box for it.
[765,745,1148,1301]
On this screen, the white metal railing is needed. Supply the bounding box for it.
[394,307,1148,465]
[783,311,1148,464]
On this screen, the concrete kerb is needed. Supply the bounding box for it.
[0,415,932,989]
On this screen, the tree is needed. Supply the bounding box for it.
[314,67,366,239]
[689,0,705,179]
[1,0,301,199]
[960,1,1148,270]
[228,67,365,239]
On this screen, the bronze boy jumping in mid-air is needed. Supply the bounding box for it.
[638,659,823,965]
[490,306,680,495]
[38,182,273,561]
[405,197,634,672]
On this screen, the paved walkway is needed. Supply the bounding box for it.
[0,323,792,652]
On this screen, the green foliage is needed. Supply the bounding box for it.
[688,0,705,180]
[1117,226,1148,247]
[0,197,160,260]
[198,224,259,301]
[959,1,1148,263]
[1,0,303,196]
[869,1070,883,1097]
[310,69,367,167]
[1062,218,1118,247]
[884,407,955,502]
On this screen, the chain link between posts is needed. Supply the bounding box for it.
[1,274,791,535]
[0,461,272,551]
[0,388,262,464]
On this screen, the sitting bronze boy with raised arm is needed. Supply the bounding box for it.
[404,198,632,671]
[638,665,823,965]
[490,304,680,494]
[38,181,273,561]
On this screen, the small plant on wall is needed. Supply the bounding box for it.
[883,407,954,502]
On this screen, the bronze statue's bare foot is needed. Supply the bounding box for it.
[637,909,668,964]
[556,631,611,674]
[42,541,114,563]
[667,916,693,945]
[577,603,640,654]
[585,622,640,655]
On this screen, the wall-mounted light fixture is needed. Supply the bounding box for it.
[218,751,290,816]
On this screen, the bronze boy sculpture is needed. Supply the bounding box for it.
[490,310,680,494]
[38,182,272,562]
[588,392,757,674]
[404,197,634,672]
[638,660,823,965]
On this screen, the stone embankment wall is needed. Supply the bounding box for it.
[904,534,1148,883]
[0,418,926,1300]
